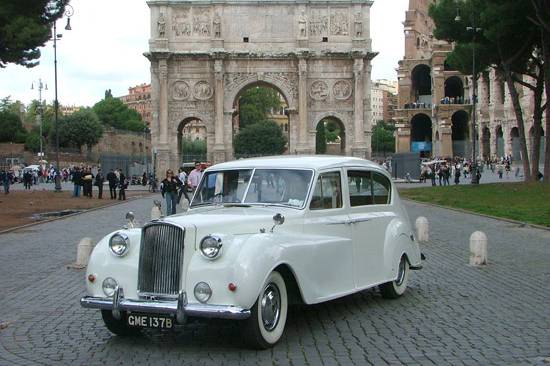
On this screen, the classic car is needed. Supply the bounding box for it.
[80,156,423,349]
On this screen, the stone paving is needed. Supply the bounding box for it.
[0,195,549,365]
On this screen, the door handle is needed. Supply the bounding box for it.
[348,217,371,224]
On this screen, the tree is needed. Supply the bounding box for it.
[25,131,41,153]
[54,109,103,152]
[429,0,543,181]
[372,121,396,156]
[0,0,68,68]
[234,120,286,156]
[181,137,206,156]
[238,87,282,128]
[315,122,327,154]
[92,91,146,132]
[0,110,27,143]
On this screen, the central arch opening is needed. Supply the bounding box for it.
[496,126,504,158]
[315,117,346,155]
[411,64,432,105]
[178,118,207,164]
[451,110,470,157]
[444,76,464,103]
[410,113,432,157]
[232,83,289,158]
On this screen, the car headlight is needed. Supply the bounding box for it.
[109,232,129,257]
[102,277,118,297]
[194,282,212,303]
[199,235,222,260]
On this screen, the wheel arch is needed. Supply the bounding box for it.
[273,263,305,305]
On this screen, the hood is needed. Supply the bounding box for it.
[162,205,301,236]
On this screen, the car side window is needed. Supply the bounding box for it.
[372,172,391,204]
[347,170,373,206]
[309,172,342,210]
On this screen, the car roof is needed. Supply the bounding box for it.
[209,155,386,173]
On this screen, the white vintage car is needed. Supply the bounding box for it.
[81,156,423,348]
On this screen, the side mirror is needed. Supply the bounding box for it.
[270,213,285,232]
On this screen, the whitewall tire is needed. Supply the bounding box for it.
[243,271,288,349]
[379,255,410,299]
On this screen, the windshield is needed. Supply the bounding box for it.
[190,168,313,208]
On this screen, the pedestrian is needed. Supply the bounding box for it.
[82,167,94,198]
[72,167,82,197]
[497,164,504,179]
[118,170,127,200]
[94,168,105,199]
[161,169,181,216]
[107,169,118,199]
[454,166,461,185]
[442,164,450,186]
[437,166,443,186]
[177,167,190,204]
[188,161,202,192]
[142,172,148,187]
[23,170,32,190]
[1,169,10,194]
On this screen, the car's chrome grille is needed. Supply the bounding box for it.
[138,223,185,297]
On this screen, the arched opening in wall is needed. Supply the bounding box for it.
[481,127,491,159]
[178,118,207,164]
[451,110,470,158]
[410,113,432,158]
[232,83,289,159]
[411,64,432,105]
[529,126,546,165]
[510,127,521,161]
[496,126,504,158]
[315,117,346,155]
[444,76,464,103]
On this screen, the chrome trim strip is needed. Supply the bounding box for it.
[80,295,251,320]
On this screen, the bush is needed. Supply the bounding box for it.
[234,120,286,156]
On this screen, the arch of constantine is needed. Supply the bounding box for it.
[146,0,376,172]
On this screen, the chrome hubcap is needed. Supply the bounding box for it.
[396,257,406,286]
[261,283,281,332]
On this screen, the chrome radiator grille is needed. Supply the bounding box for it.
[138,223,185,297]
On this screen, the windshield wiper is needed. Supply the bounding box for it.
[222,203,252,208]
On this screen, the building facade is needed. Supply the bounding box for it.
[394,0,545,161]
[119,83,153,126]
[371,79,398,124]
[147,0,376,171]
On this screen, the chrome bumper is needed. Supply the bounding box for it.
[80,287,250,323]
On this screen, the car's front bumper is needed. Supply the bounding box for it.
[80,287,250,323]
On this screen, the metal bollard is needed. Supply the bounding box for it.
[469,231,488,266]
[68,237,93,269]
[151,200,162,220]
[415,216,429,243]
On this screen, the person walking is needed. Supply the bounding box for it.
[187,162,202,192]
[82,167,94,198]
[177,167,190,204]
[107,169,118,199]
[72,167,82,197]
[94,168,105,199]
[161,169,181,216]
[1,169,10,194]
[454,165,461,185]
[118,170,127,200]
[23,170,32,190]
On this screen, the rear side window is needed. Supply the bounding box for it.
[309,172,342,210]
[347,170,391,206]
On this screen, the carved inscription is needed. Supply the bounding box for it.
[330,9,349,36]
[333,80,353,100]
[310,80,329,101]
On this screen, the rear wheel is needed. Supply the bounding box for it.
[101,310,141,336]
[379,255,410,299]
[242,271,288,349]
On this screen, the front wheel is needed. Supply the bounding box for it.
[379,255,410,299]
[242,271,288,349]
[101,310,141,336]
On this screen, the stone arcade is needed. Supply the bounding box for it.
[146,0,376,172]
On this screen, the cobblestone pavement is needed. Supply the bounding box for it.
[0,196,549,365]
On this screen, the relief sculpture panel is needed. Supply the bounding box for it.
[172,7,212,38]
[310,80,329,101]
[330,8,349,36]
[333,80,353,100]
[309,9,329,36]
[193,81,214,100]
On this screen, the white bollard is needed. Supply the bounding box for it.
[68,237,93,269]
[151,203,162,220]
[469,231,488,266]
[415,216,429,243]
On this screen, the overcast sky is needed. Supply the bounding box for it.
[0,0,409,107]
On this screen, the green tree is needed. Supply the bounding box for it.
[0,110,27,142]
[238,87,282,128]
[53,109,103,152]
[234,120,286,156]
[372,121,396,156]
[25,131,41,153]
[324,119,341,143]
[0,0,68,68]
[92,92,146,132]
[315,122,327,154]
[181,137,207,155]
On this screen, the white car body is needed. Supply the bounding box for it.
[81,156,423,346]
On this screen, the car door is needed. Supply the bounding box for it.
[302,170,355,301]
[346,169,395,288]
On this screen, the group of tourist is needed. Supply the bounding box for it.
[160,161,204,216]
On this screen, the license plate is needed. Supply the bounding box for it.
[127,314,174,329]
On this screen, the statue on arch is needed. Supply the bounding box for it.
[158,13,166,38]
[298,11,307,38]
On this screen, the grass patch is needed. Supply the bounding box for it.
[399,182,550,227]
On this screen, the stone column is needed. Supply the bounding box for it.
[213,59,226,163]
[352,58,367,158]
[297,58,309,154]
[363,60,373,158]
[156,56,171,175]
[490,129,497,158]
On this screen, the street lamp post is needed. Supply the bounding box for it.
[31,79,48,160]
[52,3,74,191]
[143,127,150,175]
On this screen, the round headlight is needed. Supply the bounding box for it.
[102,277,118,297]
[109,232,129,257]
[200,235,222,260]
[194,282,212,303]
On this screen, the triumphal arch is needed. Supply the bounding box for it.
[146,0,376,171]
